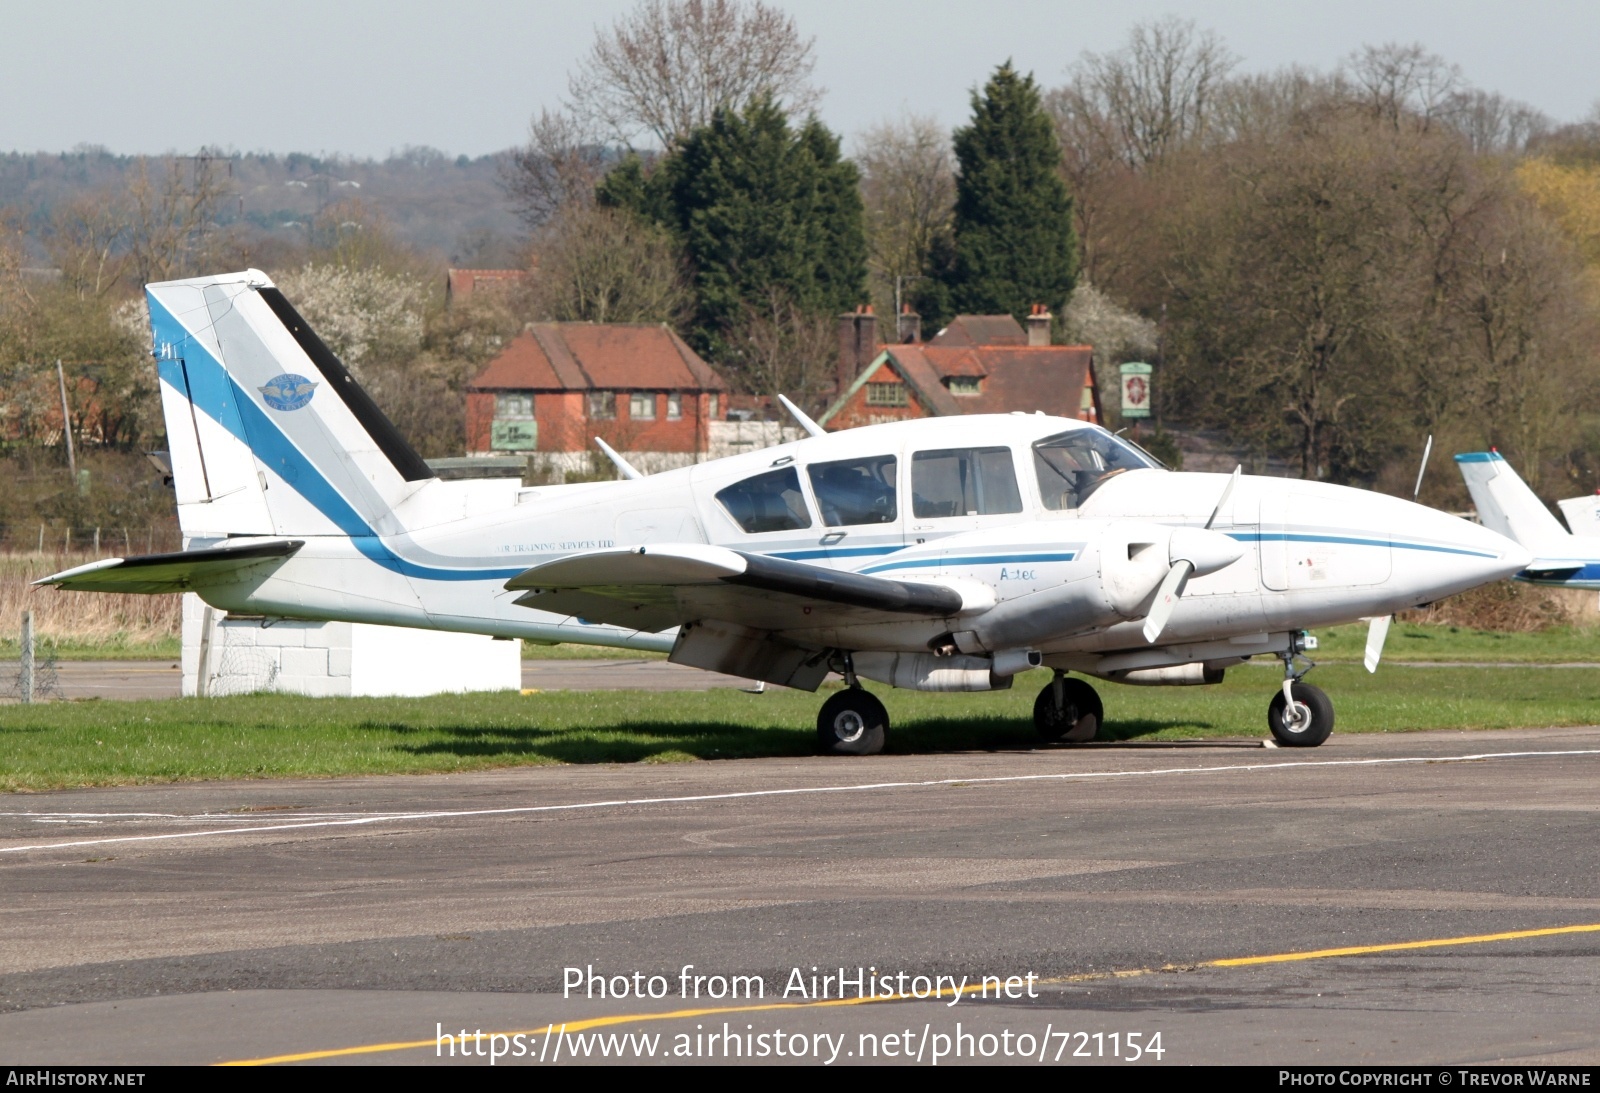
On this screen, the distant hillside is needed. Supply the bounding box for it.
[0,146,528,267]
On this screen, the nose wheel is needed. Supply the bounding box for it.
[1269,636,1333,746]
[1035,672,1102,743]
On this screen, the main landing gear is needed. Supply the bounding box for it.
[1268,636,1334,747]
[1034,671,1102,743]
[817,654,888,756]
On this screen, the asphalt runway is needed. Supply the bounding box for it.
[2,726,1599,1066]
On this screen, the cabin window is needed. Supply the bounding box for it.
[807,455,898,526]
[911,447,1022,518]
[1032,428,1160,511]
[667,392,683,420]
[495,392,534,419]
[716,467,813,534]
[587,390,616,420]
[630,392,657,420]
[866,382,908,407]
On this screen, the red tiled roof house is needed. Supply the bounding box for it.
[466,323,729,476]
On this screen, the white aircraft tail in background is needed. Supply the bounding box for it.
[1456,450,1600,589]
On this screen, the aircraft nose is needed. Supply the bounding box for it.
[1396,499,1531,603]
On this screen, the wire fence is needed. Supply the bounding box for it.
[0,524,182,556]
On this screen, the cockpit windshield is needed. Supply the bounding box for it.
[1033,428,1162,511]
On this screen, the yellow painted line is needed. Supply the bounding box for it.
[1209,921,1600,966]
[217,921,1600,1066]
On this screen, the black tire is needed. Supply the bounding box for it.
[817,689,889,756]
[1034,677,1103,743]
[1267,682,1334,747]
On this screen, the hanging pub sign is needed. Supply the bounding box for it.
[1120,362,1153,419]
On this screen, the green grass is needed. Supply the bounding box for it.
[0,636,180,662]
[1311,622,1600,663]
[9,623,1595,665]
[4,664,1600,792]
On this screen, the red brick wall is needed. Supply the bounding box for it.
[470,390,712,454]
[826,366,927,432]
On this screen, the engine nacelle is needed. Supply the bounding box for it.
[853,652,1012,692]
[1102,663,1227,686]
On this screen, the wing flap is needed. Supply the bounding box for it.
[36,539,304,594]
[506,544,967,631]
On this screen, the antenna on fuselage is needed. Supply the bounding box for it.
[1412,435,1434,503]
[593,436,644,480]
[777,394,826,439]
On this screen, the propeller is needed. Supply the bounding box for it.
[1363,614,1393,673]
[1143,467,1245,645]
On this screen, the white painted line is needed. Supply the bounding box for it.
[2,747,1597,856]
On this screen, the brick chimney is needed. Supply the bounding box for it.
[1026,303,1052,347]
[836,305,879,391]
[897,303,921,344]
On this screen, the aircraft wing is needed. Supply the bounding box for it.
[504,543,966,633]
[35,539,304,594]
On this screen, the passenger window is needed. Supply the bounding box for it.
[1032,428,1159,510]
[715,467,813,534]
[807,455,898,526]
[911,447,1022,518]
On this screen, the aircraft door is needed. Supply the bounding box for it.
[1258,487,1289,590]
[803,453,904,567]
[908,446,1027,543]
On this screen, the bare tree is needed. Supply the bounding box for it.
[124,156,230,286]
[568,0,820,149]
[721,288,837,411]
[504,109,611,227]
[855,114,954,317]
[46,193,129,298]
[1055,16,1238,170]
[527,203,690,324]
[1344,43,1462,130]
[1441,89,1550,156]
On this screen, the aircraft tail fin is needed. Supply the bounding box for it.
[146,270,433,540]
[1453,452,1570,553]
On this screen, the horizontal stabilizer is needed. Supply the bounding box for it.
[36,540,304,594]
[506,544,967,632]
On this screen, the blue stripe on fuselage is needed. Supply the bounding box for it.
[1230,531,1497,559]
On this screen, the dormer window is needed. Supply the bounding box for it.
[947,376,982,397]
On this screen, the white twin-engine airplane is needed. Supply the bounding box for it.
[40,271,1530,754]
[1456,449,1600,589]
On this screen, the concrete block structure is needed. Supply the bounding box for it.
[182,593,521,698]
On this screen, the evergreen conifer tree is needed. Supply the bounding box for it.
[599,96,866,358]
[940,62,1078,326]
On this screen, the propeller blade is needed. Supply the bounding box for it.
[1363,615,1393,673]
[1204,466,1242,530]
[1142,559,1194,644]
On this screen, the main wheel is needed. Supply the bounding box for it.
[1267,682,1334,747]
[1034,676,1103,743]
[817,689,889,756]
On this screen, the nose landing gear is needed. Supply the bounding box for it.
[1034,671,1102,743]
[1269,634,1333,747]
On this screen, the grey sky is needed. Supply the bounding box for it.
[3,1,1597,158]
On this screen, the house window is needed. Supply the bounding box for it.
[866,382,908,407]
[709,394,720,420]
[630,392,657,420]
[947,376,982,397]
[667,392,683,420]
[587,390,616,420]
[495,392,534,419]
